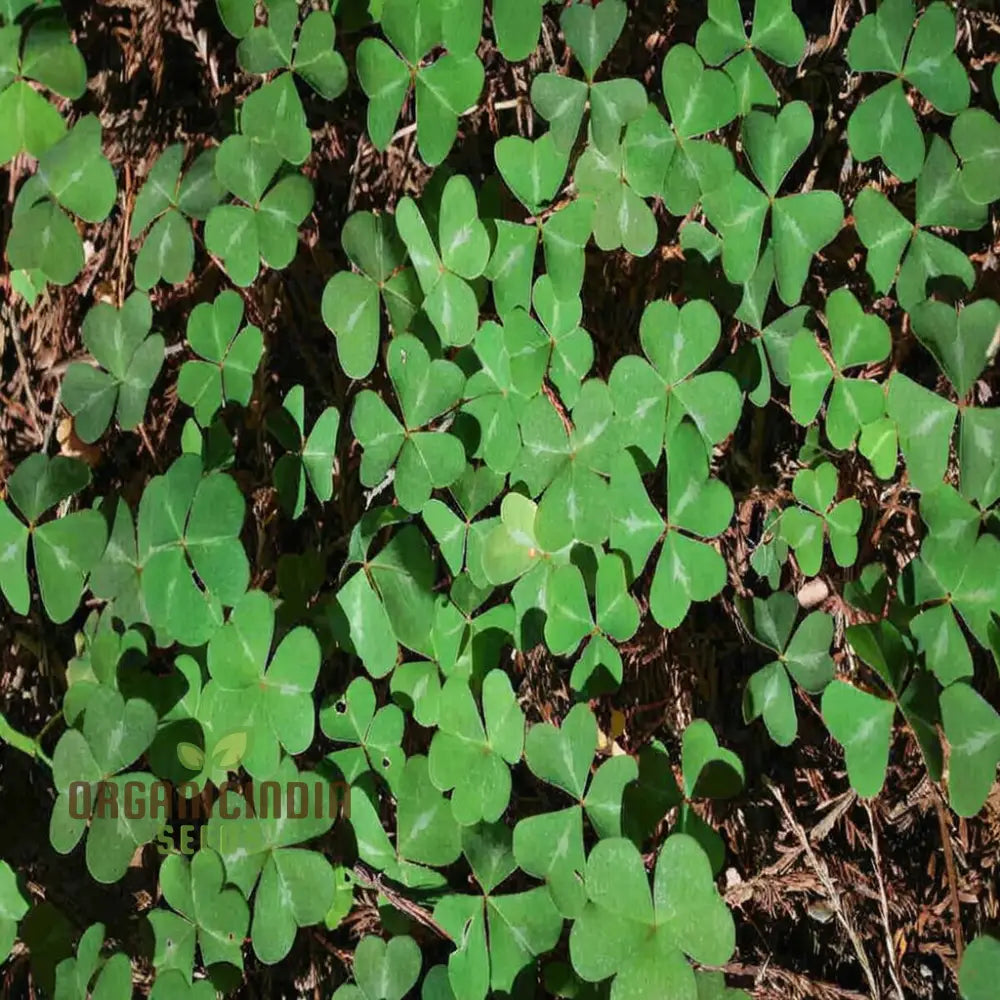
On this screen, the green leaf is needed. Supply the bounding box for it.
[396,755,462,866]
[901,2,968,114]
[909,298,1000,400]
[0,860,28,964]
[524,703,597,801]
[953,109,1000,206]
[33,511,108,623]
[415,54,484,167]
[335,935,422,1000]
[37,115,116,222]
[681,719,744,800]
[886,372,957,493]
[240,72,311,165]
[609,298,742,461]
[495,133,570,215]
[821,681,895,798]
[940,682,1000,818]
[771,192,844,306]
[19,17,87,97]
[560,0,625,81]
[492,0,544,61]
[743,101,813,198]
[569,835,735,999]
[662,44,738,141]
[205,590,319,777]
[428,670,525,824]
[293,10,348,100]
[846,0,912,75]
[960,935,1000,1000]
[8,452,91,523]
[0,80,66,165]
[152,849,249,972]
[847,80,924,182]
[357,38,410,150]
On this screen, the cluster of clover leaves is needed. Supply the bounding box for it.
[1,0,1000,997]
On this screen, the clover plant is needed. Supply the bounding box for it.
[4,0,1000,997]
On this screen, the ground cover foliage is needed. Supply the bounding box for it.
[2,0,1000,997]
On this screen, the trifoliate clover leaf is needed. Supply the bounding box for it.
[532,0,646,154]
[62,291,164,443]
[909,298,1000,401]
[52,923,132,1000]
[779,462,861,576]
[741,592,834,746]
[150,849,249,976]
[510,378,619,551]
[610,298,743,462]
[901,528,1000,685]
[357,1,484,166]
[205,167,313,287]
[322,210,418,379]
[434,822,563,1000]
[788,288,891,450]
[420,466,504,575]
[0,860,28,963]
[137,454,249,646]
[846,0,969,181]
[518,705,639,890]
[178,290,263,427]
[238,3,348,100]
[203,588,320,778]
[205,758,337,965]
[573,131,657,256]
[569,834,735,1000]
[696,0,806,112]
[352,335,466,512]
[0,14,85,165]
[130,145,225,289]
[49,686,164,883]
[460,316,540,475]
[886,372,957,493]
[703,102,844,304]
[648,421,733,630]
[0,454,106,623]
[322,676,405,789]
[333,935,422,1000]
[267,384,340,518]
[427,670,525,825]
[395,177,488,346]
[480,493,567,587]
[659,43,737,215]
[7,116,116,286]
[853,138,985,312]
[531,276,596,406]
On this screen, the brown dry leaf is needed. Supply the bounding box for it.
[57,418,102,467]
